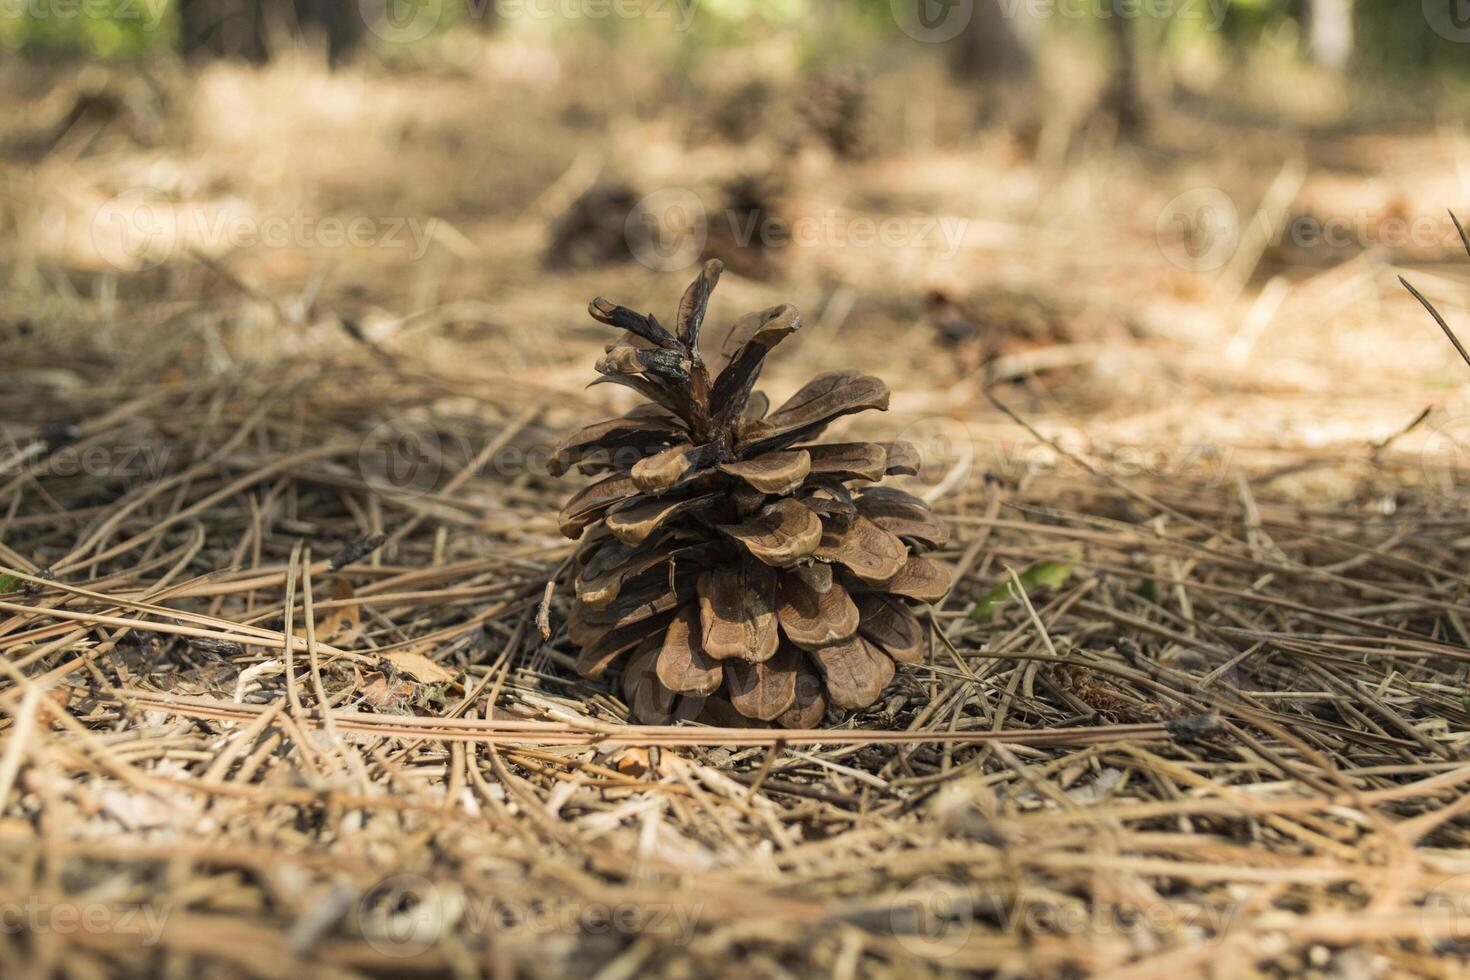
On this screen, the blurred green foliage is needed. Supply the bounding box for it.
[1353,0,1470,71]
[1,0,173,57]
[4,0,1468,77]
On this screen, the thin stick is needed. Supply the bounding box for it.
[281,540,305,715]
[1399,275,1470,370]
[300,548,337,743]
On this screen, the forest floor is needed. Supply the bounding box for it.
[3,38,1470,978]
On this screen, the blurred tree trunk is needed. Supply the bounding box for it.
[1101,13,1144,138]
[466,0,500,32]
[178,0,365,64]
[178,0,265,61]
[945,0,1039,132]
[947,0,1036,84]
[1303,0,1354,70]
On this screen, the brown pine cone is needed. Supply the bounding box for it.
[554,260,951,727]
[544,180,639,270]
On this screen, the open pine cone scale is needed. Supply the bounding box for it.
[554,260,952,727]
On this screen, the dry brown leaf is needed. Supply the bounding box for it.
[383,651,455,685]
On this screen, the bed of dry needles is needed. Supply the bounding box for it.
[3,331,1469,978]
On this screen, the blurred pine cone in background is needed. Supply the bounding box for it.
[923,287,1075,374]
[797,69,875,162]
[544,180,639,270]
[553,261,952,726]
[702,172,787,281]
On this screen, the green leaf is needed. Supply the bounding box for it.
[968,562,1074,623]
[1138,578,1160,604]
[0,574,20,594]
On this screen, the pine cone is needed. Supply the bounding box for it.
[554,260,951,727]
[923,287,1075,374]
[797,69,874,161]
[703,173,786,281]
[545,181,639,270]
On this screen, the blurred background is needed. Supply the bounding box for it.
[8,0,1470,494]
